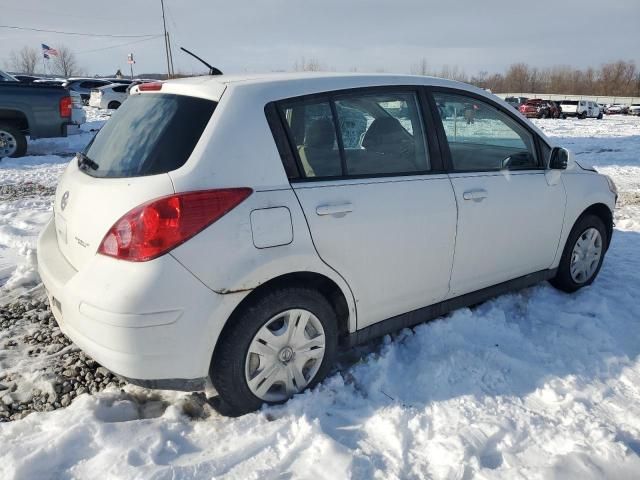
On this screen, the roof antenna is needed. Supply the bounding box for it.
[180,47,223,76]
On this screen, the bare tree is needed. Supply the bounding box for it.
[411,58,429,76]
[293,57,324,72]
[5,46,39,74]
[51,45,81,77]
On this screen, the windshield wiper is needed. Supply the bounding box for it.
[77,152,99,171]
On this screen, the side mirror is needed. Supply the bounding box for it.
[549,147,569,170]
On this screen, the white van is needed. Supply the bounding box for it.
[38,73,617,415]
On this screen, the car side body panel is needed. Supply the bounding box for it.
[169,189,358,333]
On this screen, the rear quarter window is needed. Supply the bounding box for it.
[82,93,216,178]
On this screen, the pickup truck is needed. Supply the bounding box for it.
[0,69,85,158]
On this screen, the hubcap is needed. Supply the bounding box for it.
[245,309,326,402]
[0,130,18,158]
[570,227,602,283]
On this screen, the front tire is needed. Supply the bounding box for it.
[0,124,27,159]
[107,101,121,109]
[550,214,607,293]
[210,287,338,416]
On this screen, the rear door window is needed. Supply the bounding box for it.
[82,93,215,178]
[334,92,429,175]
[277,89,430,178]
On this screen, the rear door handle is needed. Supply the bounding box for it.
[316,203,353,216]
[462,189,488,201]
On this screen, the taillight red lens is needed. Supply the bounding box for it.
[59,96,72,117]
[98,188,252,262]
[138,82,163,91]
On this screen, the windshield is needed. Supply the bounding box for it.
[83,93,216,178]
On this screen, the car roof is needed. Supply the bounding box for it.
[160,71,484,103]
[167,71,466,87]
[68,77,111,82]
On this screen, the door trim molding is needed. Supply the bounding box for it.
[344,268,557,347]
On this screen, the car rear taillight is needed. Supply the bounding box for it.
[59,96,72,117]
[138,82,163,91]
[98,188,252,262]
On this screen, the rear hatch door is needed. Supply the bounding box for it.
[54,91,217,270]
[561,101,578,113]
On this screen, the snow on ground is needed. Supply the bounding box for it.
[0,113,639,479]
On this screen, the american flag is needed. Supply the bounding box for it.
[41,44,59,59]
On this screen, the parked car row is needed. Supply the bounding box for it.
[9,73,155,108]
[506,95,639,118]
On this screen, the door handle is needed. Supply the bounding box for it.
[316,203,353,216]
[462,189,488,201]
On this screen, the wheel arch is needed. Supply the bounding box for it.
[578,203,613,249]
[0,109,29,132]
[211,271,353,363]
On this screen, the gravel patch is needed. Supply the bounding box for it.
[0,183,57,201]
[0,298,127,422]
[0,295,215,423]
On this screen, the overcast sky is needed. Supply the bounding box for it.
[1,0,639,77]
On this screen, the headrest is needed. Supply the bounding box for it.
[305,118,335,148]
[362,117,406,151]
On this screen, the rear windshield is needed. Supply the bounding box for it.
[82,93,216,178]
[561,101,578,105]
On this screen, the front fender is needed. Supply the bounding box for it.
[552,172,616,267]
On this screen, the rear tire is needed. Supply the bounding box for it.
[0,124,27,159]
[550,214,607,293]
[210,287,338,416]
[107,101,121,109]
[579,111,587,119]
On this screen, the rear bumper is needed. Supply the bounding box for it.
[37,219,229,389]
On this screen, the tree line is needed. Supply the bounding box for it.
[296,58,640,97]
[411,60,640,97]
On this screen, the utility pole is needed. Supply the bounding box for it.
[160,0,173,79]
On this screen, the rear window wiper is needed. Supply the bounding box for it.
[77,152,99,171]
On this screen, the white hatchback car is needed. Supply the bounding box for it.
[88,83,129,109]
[38,73,617,415]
